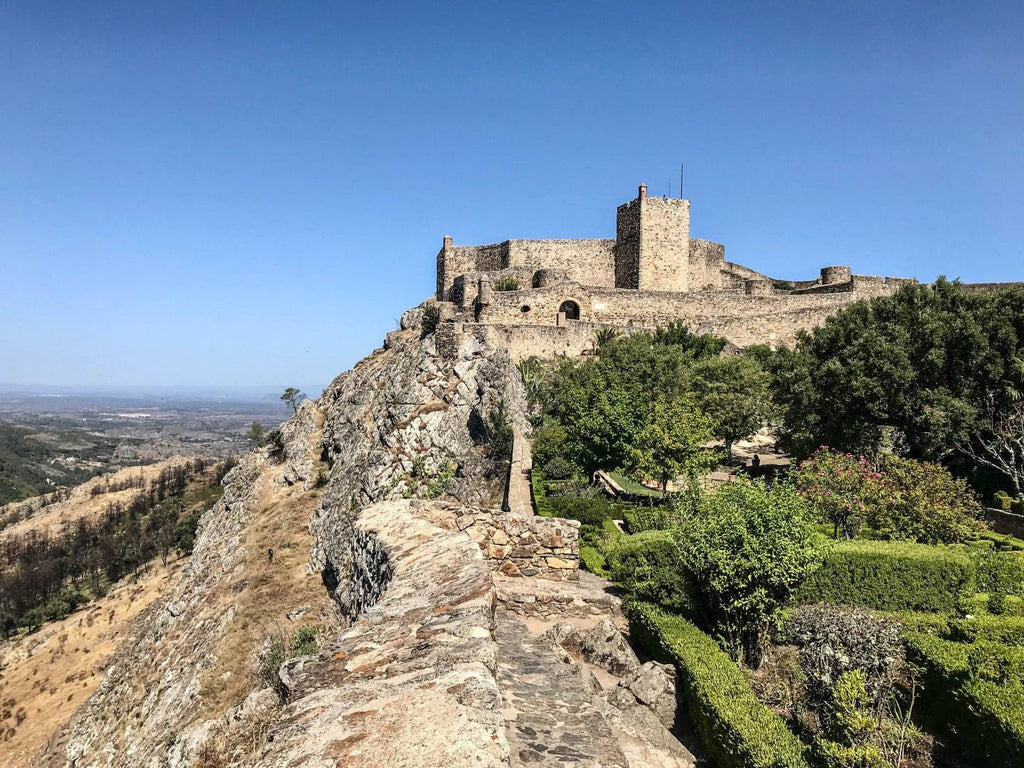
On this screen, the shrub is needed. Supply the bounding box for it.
[485,402,514,461]
[872,456,984,544]
[290,625,319,656]
[791,447,885,539]
[995,491,1014,511]
[970,549,1024,596]
[948,615,1024,646]
[492,275,520,291]
[793,539,975,614]
[579,545,608,577]
[258,634,288,702]
[531,423,568,468]
[627,602,811,768]
[266,429,286,463]
[542,456,576,480]
[890,611,952,636]
[605,531,697,614]
[623,506,672,533]
[786,603,905,727]
[682,480,823,666]
[545,495,614,527]
[906,632,1024,764]
[992,593,1024,617]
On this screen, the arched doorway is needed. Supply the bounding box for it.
[558,300,580,321]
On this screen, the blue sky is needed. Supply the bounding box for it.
[2,1,1022,390]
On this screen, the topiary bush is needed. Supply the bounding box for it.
[606,531,698,614]
[545,495,615,527]
[995,491,1014,511]
[906,632,1024,765]
[542,456,577,480]
[793,539,976,614]
[970,549,1024,597]
[948,615,1024,646]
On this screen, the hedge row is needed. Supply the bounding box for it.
[579,545,608,577]
[905,632,1024,765]
[622,506,673,533]
[606,532,698,615]
[960,592,1024,617]
[627,602,810,768]
[793,540,976,613]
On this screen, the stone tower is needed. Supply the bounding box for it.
[615,183,691,291]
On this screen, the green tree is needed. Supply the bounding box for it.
[773,280,1024,462]
[652,321,727,360]
[691,354,774,458]
[246,421,267,445]
[548,335,690,474]
[280,387,305,413]
[625,397,717,495]
[680,479,823,667]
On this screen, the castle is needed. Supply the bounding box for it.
[433,184,916,358]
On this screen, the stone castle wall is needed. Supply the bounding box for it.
[462,281,894,353]
[438,238,616,300]
[688,238,726,290]
[455,509,580,580]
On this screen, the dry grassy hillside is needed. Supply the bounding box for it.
[0,457,205,539]
[0,561,182,766]
[0,457,233,764]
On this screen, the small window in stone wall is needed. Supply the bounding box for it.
[520,305,531,313]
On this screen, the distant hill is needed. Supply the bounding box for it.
[0,424,123,504]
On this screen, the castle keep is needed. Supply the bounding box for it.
[434,184,915,357]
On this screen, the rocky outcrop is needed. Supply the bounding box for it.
[308,324,528,588]
[38,320,696,767]
[258,499,506,767]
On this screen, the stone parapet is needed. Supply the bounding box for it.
[455,509,580,580]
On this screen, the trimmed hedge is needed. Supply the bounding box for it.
[623,506,672,533]
[628,602,810,768]
[971,549,1024,595]
[793,540,975,613]
[949,614,1024,646]
[960,592,1024,617]
[579,545,608,577]
[605,531,697,614]
[905,632,1024,765]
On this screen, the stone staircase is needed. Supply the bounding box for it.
[494,612,696,768]
[495,612,631,767]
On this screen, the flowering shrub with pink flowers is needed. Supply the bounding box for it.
[791,447,886,539]
[793,447,985,544]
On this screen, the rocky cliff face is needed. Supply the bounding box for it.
[38,312,693,768]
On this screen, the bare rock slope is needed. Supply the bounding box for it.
[39,318,693,767]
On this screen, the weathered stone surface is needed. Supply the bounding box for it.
[255,500,507,768]
[544,617,640,678]
[608,662,679,730]
[495,572,623,621]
